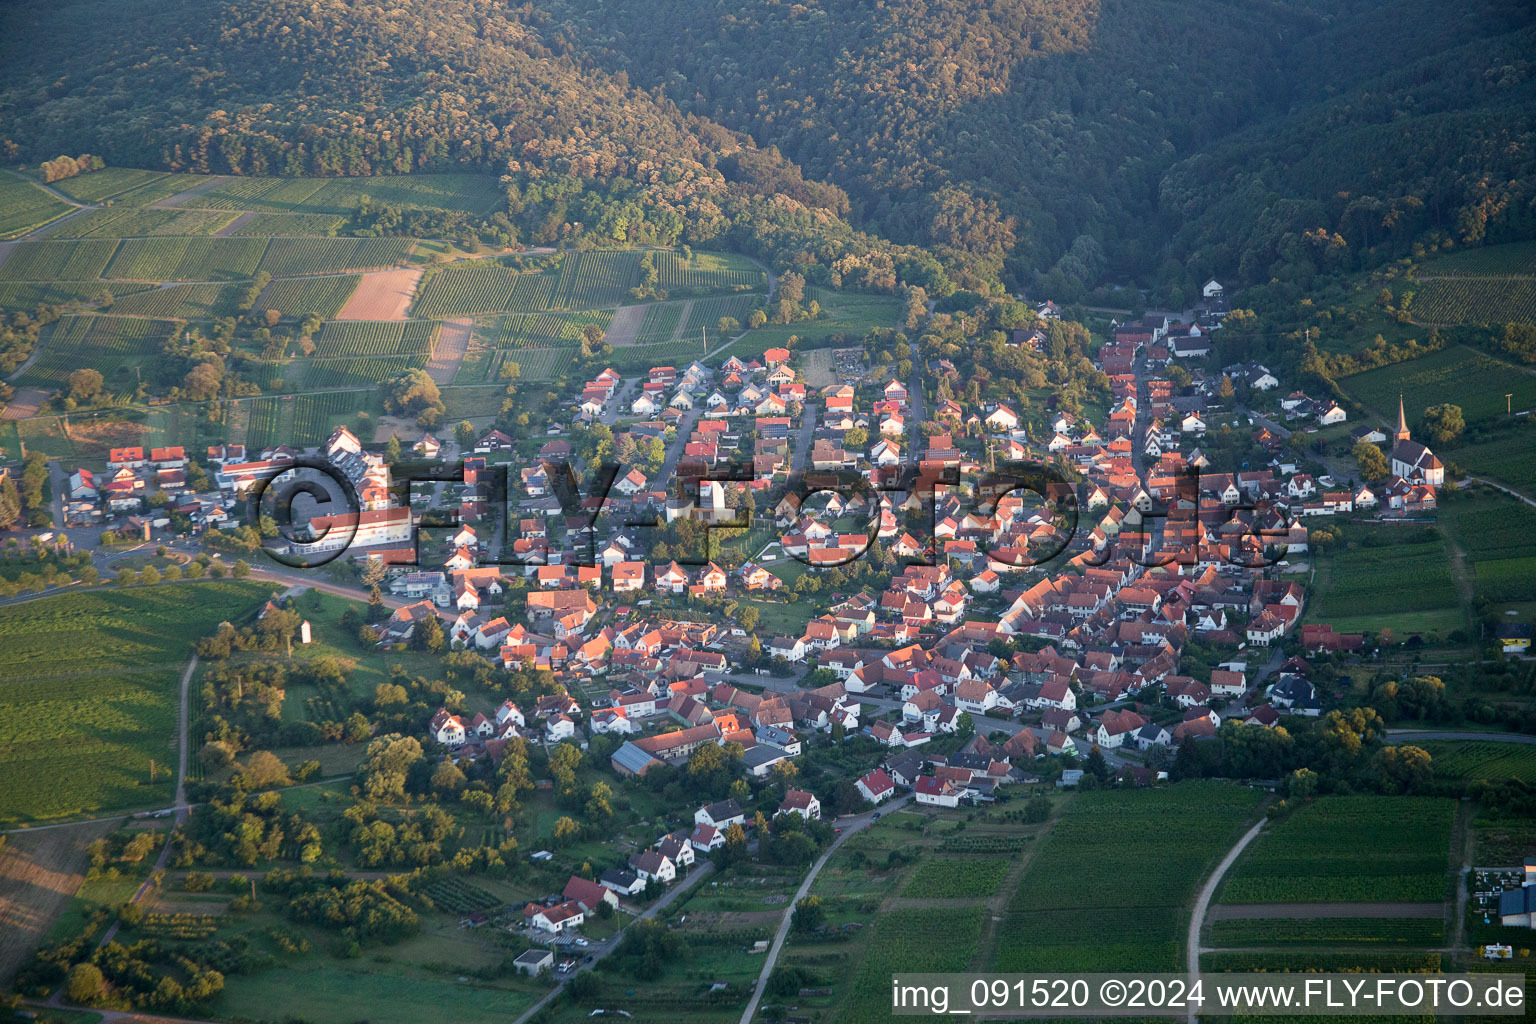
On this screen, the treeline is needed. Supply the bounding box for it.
[38,152,104,183]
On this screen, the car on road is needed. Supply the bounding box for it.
[872,813,881,819]
[834,827,842,833]
[573,937,589,947]
[583,955,595,963]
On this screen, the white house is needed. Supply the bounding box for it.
[855,768,896,804]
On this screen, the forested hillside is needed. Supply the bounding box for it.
[1,0,1533,298]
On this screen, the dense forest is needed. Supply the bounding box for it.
[1,0,1533,296]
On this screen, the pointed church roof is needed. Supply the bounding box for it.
[1395,394,1410,441]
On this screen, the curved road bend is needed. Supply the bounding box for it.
[1185,817,1266,1024]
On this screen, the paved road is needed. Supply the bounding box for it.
[789,401,817,473]
[510,859,718,1024]
[739,796,912,1024]
[1185,817,1267,1024]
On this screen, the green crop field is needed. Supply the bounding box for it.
[1305,532,1462,635]
[1421,741,1536,784]
[484,310,611,348]
[654,250,765,294]
[0,238,120,281]
[0,582,270,822]
[1220,796,1454,904]
[241,396,288,449]
[253,275,362,321]
[257,236,412,276]
[0,171,75,238]
[634,300,687,344]
[550,249,642,309]
[412,264,557,317]
[48,168,179,204]
[605,339,712,373]
[837,907,985,1024]
[1445,427,1536,492]
[1203,950,1443,973]
[292,392,366,445]
[229,212,349,236]
[1473,555,1536,603]
[47,207,238,239]
[0,280,153,312]
[681,293,760,337]
[994,783,1263,972]
[18,314,180,388]
[901,858,1008,899]
[1340,345,1536,428]
[302,355,426,389]
[489,346,574,382]
[314,320,437,357]
[104,236,266,281]
[1208,917,1445,947]
[111,282,239,320]
[193,173,503,215]
[1412,277,1536,325]
[1417,241,1536,277]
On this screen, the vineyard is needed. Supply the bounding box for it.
[111,282,239,320]
[1202,950,1442,973]
[1451,502,1536,562]
[682,293,759,337]
[0,238,120,281]
[0,582,270,822]
[486,310,612,348]
[302,355,426,389]
[139,913,220,940]
[1422,741,1536,784]
[604,339,711,373]
[937,834,1030,853]
[1306,534,1460,623]
[0,171,74,238]
[19,314,180,388]
[292,393,363,445]
[1411,277,1536,325]
[417,877,503,915]
[105,236,267,281]
[242,397,287,449]
[489,346,574,382]
[550,249,643,309]
[49,168,182,205]
[633,301,686,344]
[257,237,412,276]
[411,264,556,318]
[0,280,153,312]
[1417,241,1536,277]
[230,213,349,236]
[193,173,504,216]
[900,858,1008,899]
[48,208,238,239]
[994,783,1263,972]
[1474,555,1536,603]
[1220,796,1454,904]
[837,907,985,1024]
[1208,916,1445,947]
[253,275,363,321]
[314,320,438,357]
[1341,345,1536,427]
[654,250,765,294]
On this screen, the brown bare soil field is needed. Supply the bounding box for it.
[426,317,472,385]
[336,267,423,321]
[0,820,116,984]
[1,387,47,420]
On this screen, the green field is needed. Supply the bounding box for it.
[549,249,643,308]
[229,212,349,236]
[901,858,1008,899]
[604,338,712,373]
[0,280,153,312]
[1340,345,1536,429]
[104,236,266,281]
[18,314,181,388]
[292,392,370,445]
[654,249,766,294]
[1420,741,1536,784]
[256,236,412,276]
[0,582,270,822]
[0,171,75,238]
[111,282,239,320]
[994,783,1264,972]
[302,355,426,389]
[488,346,574,381]
[0,238,120,281]
[412,264,557,317]
[1411,277,1536,325]
[252,274,363,320]
[191,173,504,216]
[481,309,611,348]
[1220,796,1454,904]
[837,907,986,1024]
[634,299,687,344]
[47,168,180,205]
[313,320,438,357]
[1208,916,1445,947]
[1305,531,1462,635]
[47,207,238,239]
[713,287,901,359]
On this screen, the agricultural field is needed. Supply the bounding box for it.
[836,907,986,1024]
[1219,796,1454,904]
[302,355,426,390]
[47,168,180,205]
[104,236,267,281]
[1340,345,1536,429]
[488,346,574,382]
[900,858,1008,899]
[654,249,765,294]
[292,392,367,445]
[1444,425,1536,492]
[682,293,760,337]
[111,282,239,320]
[1438,494,1536,603]
[18,314,180,389]
[993,783,1263,972]
[193,173,503,216]
[482,310,611,348]
[257,236,412,276]
[1416,240,1536,277]
[240,396,289,449]
[1420,741,1536,784]
[549,249,643,309]
[47,207,238,239]
[0,280,153,312]
[634,299,687,344]
[714,288,902,359]
[411,264,556,318]
[0,238,120,281]
[1202,950,1443,973]
[253,275,363,321]
[1411,277,1536,325]
[1207,916,1445,947]
[0,582,270,823]
[314,320,438,357]
[604,338,712,373]
[0,171,74,238]
[229,212,349,236]
[1304,529,1462,636]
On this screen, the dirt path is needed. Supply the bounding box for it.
[151,176,231,209]
[1185,817,1266,1024]
[668,299,695,342]
[426,318,473,386]
[213,212,258,237]
[0,818,119,985]
[604,303,647,347]
[1451,801,1475,953]
[971,816,1056,970]
[335,267,422,321]
[1209,901,1446,920]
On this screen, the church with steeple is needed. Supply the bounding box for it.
[1389,394,1444,486]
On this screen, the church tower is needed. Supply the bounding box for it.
[1395,394,1411,442]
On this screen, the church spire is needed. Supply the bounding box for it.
[1395,393,1410,442]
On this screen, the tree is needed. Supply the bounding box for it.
[385,435,402,464]
[431,760,467,793]
[67,962,105,1004]
[738,605,759,632]
[1422,403,1465,445]
[553,815,581,846]
[1352,441,1388,482]
[231,559,251,578]
[790,895,825,932]
[1217,374,1235,401]
[67,368,104,402]
[0,475,19,530]
[234,750,292,790]
[1287,767,1318,801]
[454,420,478,450]
[361,555,387,588]
[723,821,748,862]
